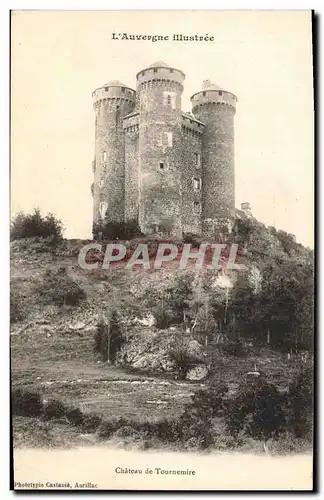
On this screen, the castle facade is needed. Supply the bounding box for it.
[92,61,237,237]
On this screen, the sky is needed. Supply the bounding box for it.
[11,10,314,247]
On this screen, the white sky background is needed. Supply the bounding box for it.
[10,10,314,247]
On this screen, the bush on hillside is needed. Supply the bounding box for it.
[93,219,143,240]
[182,233,201,248]
[35,267,86,307]
[168,344,204,380]
[178,383,229,449]
[10,209,63,242]
[12,388,43,417]
[224,377,287,444]
[220,340,248,358]
[153,307,173,329]
[65,407,84,426]
[42,399,67,421]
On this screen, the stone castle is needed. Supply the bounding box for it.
[91,61,238,237]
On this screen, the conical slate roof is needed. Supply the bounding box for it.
[104,80,126,87]
[148,61,169,68]
[201,79,225,91]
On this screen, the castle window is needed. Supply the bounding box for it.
[121,87,125,93]
[194,152,201,167]
[164,131,173,147]
[99,202,108,219]
[105,87,109,91]
[219,91,223,96]
[154,69,158,73]
[103,151,107,162]
[203,91,206,96]
[159,162,164,170]
[163,91,176,109]
[194,202,201,214]
[170,69,173,73]
[193,177,201,191]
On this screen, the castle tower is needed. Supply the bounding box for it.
[191,80,237,235]
[92,81,136,225]
[137,61,185,237]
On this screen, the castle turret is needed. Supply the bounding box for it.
[191,80,237,235]
[241,202,253,218]
[92,81,136,225]
[137,61,185,237]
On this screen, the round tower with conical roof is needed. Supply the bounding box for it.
[92,81,136,225]
[191,80,237,235]
[136,61,185,237]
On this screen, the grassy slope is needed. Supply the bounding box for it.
[11,238,302,448]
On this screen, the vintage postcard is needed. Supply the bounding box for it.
[10,10,314,491]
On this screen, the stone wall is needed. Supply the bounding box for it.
[180,117,204,235]
[192,92,236,235]
[124,119,140,223]
[137,70,185,237]
[92,85,135,224]
[92,67,237,238]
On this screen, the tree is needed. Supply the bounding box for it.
[94,311,123,363]
[10,208,63,241]
[258,256,314,351]
[141,274,193,329]
[186,273,228,344]
[225,247,313,351]
[225,376,286,453]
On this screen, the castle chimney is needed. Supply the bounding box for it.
[202,79,212,90]
[241,202,251,211]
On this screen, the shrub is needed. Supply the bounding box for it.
[224,377,287,444]
[96,421,115,439]
[10,209,63,241]
[179,412,213,449]
[182,233,201,248]
[184,383,228,420]
[97,417,130,439]
[42,399,67,420]
[184,436,207,450]
[168,345,203,380]
[12,389,43,417]
[65,407,84,426]
[82,414,103,433]
[113,426,143,441]
[93,219,143,240]
[153,307,173,329]
[151,418,182,442]
[267,434,312,455]
[178,383,229,449]
[220,340,248,358]
[35,268,86,307]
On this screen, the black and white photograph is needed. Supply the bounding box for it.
[10,9,314,491]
